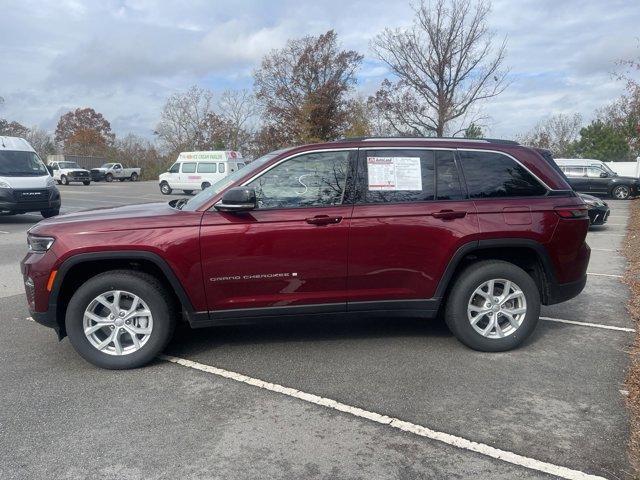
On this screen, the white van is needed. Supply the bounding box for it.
[0,136,61,218]
[158,151,246,195]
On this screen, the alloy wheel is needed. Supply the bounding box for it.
[467,278,527,339]
[83,290,153,356]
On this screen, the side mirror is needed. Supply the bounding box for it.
[600,172,608,178]
[214,187,256,212]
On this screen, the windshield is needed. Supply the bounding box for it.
[181,149,290,211]
[600,163,616,176]
[0,151,49,176]
[59,161,81,169]
[101,163,114,169]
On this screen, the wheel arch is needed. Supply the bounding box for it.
[51,251,198,338]
[435,239,558,307]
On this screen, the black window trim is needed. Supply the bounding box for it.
[238,148,358,211]
[456,148,552,198]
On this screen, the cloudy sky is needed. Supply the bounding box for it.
[1,0,639,140]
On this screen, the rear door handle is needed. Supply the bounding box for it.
[306,215,343,226]
[432,210,467,220]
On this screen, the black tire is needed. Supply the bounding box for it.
[65,270,176,369]
[118,178,125,182]
[201,182,211,190]
[83,181,91,186]
[444,260,540,352]
[160,182,172,195]
[61,175,69,185]
[56,180,62,185]
[130,172,139,182]
[612,185,630,200]
[105,173,114,183]
[183,190,193,195]
[40,208,60,218]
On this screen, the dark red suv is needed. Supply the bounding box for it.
[21,138,590,369]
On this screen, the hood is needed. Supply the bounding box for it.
[91,167,107,172]
[59,167,89,172]
[0,174,53,189]
[613,175,640,182]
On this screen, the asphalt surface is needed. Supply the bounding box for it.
[0,181,634,479]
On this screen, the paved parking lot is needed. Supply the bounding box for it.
[0,182,634,479]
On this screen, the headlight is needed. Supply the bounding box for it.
[46,176,56,187]
[27,234,55,252]
[0,180,11,189]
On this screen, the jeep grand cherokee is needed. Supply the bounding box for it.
[21,138,590,369]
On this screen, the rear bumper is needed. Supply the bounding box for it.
[545,274,587,305]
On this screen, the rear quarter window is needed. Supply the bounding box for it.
[459,151,546,198]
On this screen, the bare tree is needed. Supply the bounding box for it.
[254,30,363,147]
[218,89,258,151]
[370,0,508,137]
[26,127,57,161]
[517,113,583,157]
[155,85,215,153]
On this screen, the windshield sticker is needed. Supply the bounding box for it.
[367,157,422,191]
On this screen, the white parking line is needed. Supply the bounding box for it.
[161,355,606,480]
[587,272,623,278]
[0,231,9,234]
[587,233,626,237]
[589,248,620,253]
[541,316,634,332]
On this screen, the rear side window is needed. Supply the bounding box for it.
[436,151,463,200]
[169,163,180,173]
[219,163,226,173]
[359,149,435,203]
[564,166,585,177]
[459,151,546,198]
[197,163,217,173]
[182,162,196,173]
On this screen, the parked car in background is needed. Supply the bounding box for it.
[159,151,246,195]
[578,193,609,225]
[48,160,91,185]
[0,136,61,218]
[555,158,640,199]
[91,163,141,182]
[23,137,590,369]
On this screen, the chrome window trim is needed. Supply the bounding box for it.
[456,147,552,192]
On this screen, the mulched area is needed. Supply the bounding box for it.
[623,199,640,476]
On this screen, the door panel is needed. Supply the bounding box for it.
[347,148,479,303]
[200,206,352,310]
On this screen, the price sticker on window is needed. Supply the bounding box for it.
[367,157,422,191]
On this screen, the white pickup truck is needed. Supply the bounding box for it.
[90,163,141,182]
[48,160,92,185]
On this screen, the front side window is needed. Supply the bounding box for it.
[169,162,180,173]
[219,163,226,173]
[197,163,217,173]
[459,151,546,198]
[587,166,605,178]
[248,151,351,209]
[182,162,197,174]
[358,149,435,204]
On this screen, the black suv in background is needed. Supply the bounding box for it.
[557,160,640,199]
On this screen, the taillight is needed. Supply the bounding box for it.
[554,207,588,219]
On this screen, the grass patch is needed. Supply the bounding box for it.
[624,199,640,474]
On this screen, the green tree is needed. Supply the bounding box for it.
[464,123,484,139]
[572,120,630,161]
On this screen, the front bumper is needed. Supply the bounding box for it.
[21,250,63,338]
[587,205,610,225]
[0,187,61,213]
[90,170,106,181]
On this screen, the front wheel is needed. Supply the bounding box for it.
[41,208,60,218]
[105,173,114,182]
[61,175,69,185]
[445,260,540,352]
[65,270,176,369]
[612,185,631,200]
[159,182,172,195]
[83,181,91,186]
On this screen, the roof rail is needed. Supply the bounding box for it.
[332,136,519,145]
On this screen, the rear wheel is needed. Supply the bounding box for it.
[130,172,139,182]
[160,182,172,195]
[65,270,176,369]
[445,260,540,352]
[612,185,630,200]
[183,190,193,195]
[61,175,69,185]
[201,182,211,190]
[41,208,60,218]
[56,180,62,185]
[83,181,91,186]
